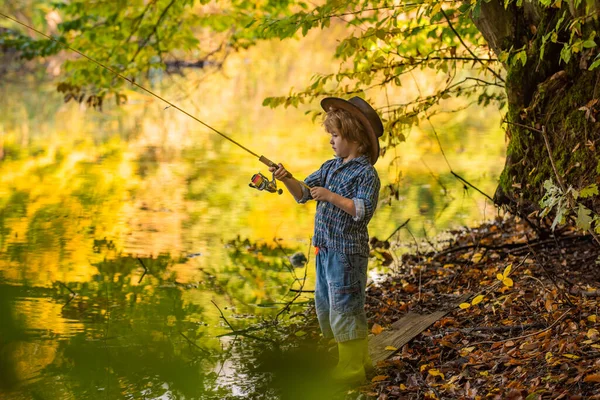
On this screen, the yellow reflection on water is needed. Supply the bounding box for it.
[0,23,505,307]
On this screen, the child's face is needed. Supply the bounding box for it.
[329,129,359,160]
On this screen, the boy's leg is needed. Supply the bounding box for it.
[327,252,368,343]
[326,251,369,383]
[314,248,334,340]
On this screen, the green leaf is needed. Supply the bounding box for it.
[589,58,600,71]
[560,45,572,64]
[580,184,598,198]
[577,205,593,230]
[584,40,596,48]
[517,50,527,66]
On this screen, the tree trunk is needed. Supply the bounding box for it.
[472,0,600,217]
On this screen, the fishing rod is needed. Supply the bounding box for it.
[0,12,308,195]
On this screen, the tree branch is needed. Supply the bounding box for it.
[440,8,505,83]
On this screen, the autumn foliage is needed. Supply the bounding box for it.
[363,216,600,399]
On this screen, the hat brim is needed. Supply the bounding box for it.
[321,97,380,165]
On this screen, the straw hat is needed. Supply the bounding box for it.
[321,96,384,165]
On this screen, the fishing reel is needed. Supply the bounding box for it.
[249,172,283,195]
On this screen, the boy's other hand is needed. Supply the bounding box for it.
[310,187,332,202]
[269,163,292,181]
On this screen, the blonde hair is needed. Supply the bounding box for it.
[323,108,371,156]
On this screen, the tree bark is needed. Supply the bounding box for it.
[471,1,600,217]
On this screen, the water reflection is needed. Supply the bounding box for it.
[1,39,505,397]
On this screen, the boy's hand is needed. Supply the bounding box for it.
[310,187,332,202]
[269,163,293,181]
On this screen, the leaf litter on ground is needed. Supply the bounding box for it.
[362,215,600,399]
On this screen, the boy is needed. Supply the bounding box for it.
[269,96,383,383]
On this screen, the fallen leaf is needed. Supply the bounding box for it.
[587,328,599,340]
[428,369,445,379]
[472,253,483,263]
[371,375,389,382]
[563,353,580,359]
[584,374,600,383]
[459,303,471,309]
[385,346,398,351]
[459,346,475,356]
[371,323,384,335]
[471,295,485,305]
[588,315,597,323]
[520,342,539,351]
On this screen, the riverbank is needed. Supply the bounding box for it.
[239,215,600,399]
[361,215,600,399]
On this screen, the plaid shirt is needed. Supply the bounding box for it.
[298,154,380,255]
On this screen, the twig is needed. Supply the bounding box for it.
[433,234,588,259]
[421,158,448,196]
[137,258,148,283]
[211,300,236,332]
[179,331,210,354]
[525,239,575,307]
[385,218,411,242]
[276,239,312,321]
[460,322,545,333]
[450,171,494,202]
[541,126,600,246]
[211,300,275,343]
[56,281,77,309]
[469,309,571,347]
[440,8,505,83]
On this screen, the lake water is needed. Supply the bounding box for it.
[0,34,506,399]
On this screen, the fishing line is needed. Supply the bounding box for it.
[0,12,305,184]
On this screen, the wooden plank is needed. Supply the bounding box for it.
[369,311,446,363]
[368,294,471,364]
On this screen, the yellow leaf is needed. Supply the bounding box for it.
[472,253,483,263]
[459,346,475,357]
[420,363,432,372]
[563,354,580,359]
[471,295,485,305]
[496,273,504,281]
[428,369,445,379]
[588,315,597,323]
[503,278,514,287]
[503,264,512,278]
[592,344,600,349]
[384,346,398,351]
[399,384,407,390]
[545,352,553,362]
[459,303,471,309]
[587,328,599,340]
[371,323,384,335]
[371,375,389,382]
[479,371,489,376]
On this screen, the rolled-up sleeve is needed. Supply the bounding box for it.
[352,170,380,222]
[297,169,322,204]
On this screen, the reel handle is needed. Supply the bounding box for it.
[259,155,310,189]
